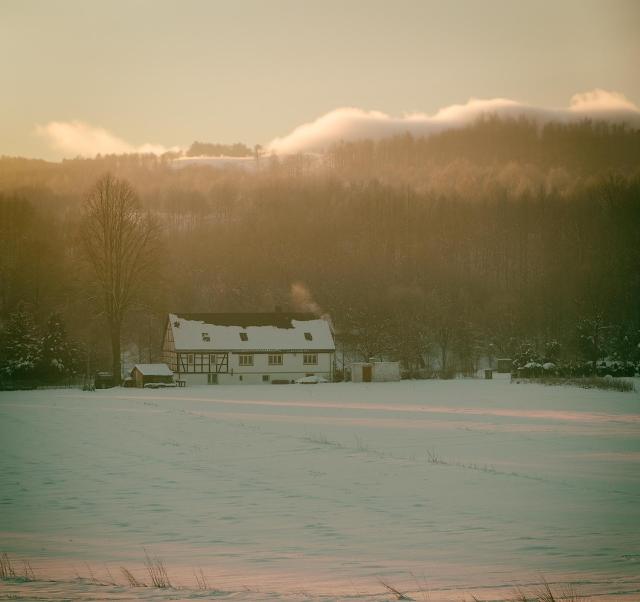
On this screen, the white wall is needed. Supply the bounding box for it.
[179,351,333,385]
[179,373,208,386]
[372,361,401,382]
[351,362,401,382]
[230,351,331,375]
[351,363,365,383]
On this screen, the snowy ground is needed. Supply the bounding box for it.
[1,377,639,601]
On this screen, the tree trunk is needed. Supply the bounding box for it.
[439,331,449,372]
[111,320,121,385]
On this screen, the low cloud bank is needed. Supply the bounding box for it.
[35,121,180,158]
[268,89,640,154]
[35,90,639,159]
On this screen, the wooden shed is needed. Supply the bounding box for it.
[131,364,174,388]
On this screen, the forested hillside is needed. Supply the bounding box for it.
[1,118,639,379]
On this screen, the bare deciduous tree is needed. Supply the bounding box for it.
[80,174,161,384]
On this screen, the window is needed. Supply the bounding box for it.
[202,332,210,342]
[262,375,270,382]
[187,353,194,365]
[304,332,313,341]
[268,353,283,366]
[303,353,318,365]
[238,354,253,366]
[239,332,248,341]
[207,373,218,385]
[209,353,217,364]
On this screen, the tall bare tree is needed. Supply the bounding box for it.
[80,174,161,384]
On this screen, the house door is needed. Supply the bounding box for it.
[362,365,372,382]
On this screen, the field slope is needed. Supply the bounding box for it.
[1,378,639,600]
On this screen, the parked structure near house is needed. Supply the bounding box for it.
[161,312,335,385]
[131,363,174,388]
[351,361,401,383]
[496,358,513,373]
[94,371,115,389]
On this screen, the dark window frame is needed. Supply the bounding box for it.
[268,353,283,366]
[303,353,318,365]
[238,353,254,366]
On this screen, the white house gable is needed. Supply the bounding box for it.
[163,312,335,385]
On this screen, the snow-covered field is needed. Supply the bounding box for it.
[1,377,639,601]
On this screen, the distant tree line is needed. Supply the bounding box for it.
[186,141,253,157]
[1,118,639,382]
[325,117,640,189]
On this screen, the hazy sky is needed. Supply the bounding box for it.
[1,0,639,160]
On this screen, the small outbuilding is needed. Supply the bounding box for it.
[131,364,174,388]
[351,361,401,383]
[94,371,115,389]
[496,358,513,373]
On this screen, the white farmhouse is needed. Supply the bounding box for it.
[161,312,335,385]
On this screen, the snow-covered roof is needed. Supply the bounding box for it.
[168,313,335,352]
[133,363,174,376]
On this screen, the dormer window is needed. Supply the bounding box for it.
[304,332,313,341]
[202,332,210,342]
[239,332,248,341]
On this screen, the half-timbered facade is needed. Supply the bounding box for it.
[161,312,335,385]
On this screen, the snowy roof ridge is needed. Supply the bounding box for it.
[172,312,319,329]
[168,313,335,352]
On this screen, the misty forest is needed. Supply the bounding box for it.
[1,117,640,384]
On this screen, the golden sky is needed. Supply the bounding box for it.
[1,0,638,159]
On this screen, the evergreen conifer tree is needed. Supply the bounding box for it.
[40,313,78,381]
[1,309,41,380]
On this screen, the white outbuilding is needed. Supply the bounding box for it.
[351,361,401,383]
[161,312,335,385]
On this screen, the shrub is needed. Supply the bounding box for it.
[513,376,635,392]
